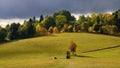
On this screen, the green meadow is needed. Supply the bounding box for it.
[0,33,120,68]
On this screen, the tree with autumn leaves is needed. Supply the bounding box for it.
[0,9,120,43]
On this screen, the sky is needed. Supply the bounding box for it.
[0,0,120,27]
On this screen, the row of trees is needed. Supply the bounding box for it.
[0,10,120,43]
[76,10,120,35]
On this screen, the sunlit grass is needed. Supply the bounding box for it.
[0,33,120,68]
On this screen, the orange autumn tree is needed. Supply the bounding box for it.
[68,40,77,55]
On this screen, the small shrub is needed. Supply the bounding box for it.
[53,26,59,33]
[68,40,77,55]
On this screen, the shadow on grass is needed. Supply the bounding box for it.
[74,45,120,58]
[81,45,120,53]
[75,54,94,58]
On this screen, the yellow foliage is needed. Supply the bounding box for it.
[53,26,59,33]
[102,25,118,35]
[88,27,94,33]
[63,24,68,29]
[36,24,47,36]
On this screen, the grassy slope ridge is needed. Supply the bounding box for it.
[0,33,120,68]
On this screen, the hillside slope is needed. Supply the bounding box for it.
[0,33,120,68]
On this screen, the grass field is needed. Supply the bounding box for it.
[0,33,120,68]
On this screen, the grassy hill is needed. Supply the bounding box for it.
[0,33,120,68]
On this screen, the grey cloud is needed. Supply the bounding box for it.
[0,0,120,19]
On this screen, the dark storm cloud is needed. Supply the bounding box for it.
[0,0,120,19]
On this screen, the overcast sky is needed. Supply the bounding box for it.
[0,0,120,19]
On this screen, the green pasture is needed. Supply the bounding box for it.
[0,33,120,68]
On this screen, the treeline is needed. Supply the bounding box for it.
[0,10,120,43]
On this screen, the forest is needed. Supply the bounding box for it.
[0,9,120,43]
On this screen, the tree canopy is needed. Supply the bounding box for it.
[0,9,120,43]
